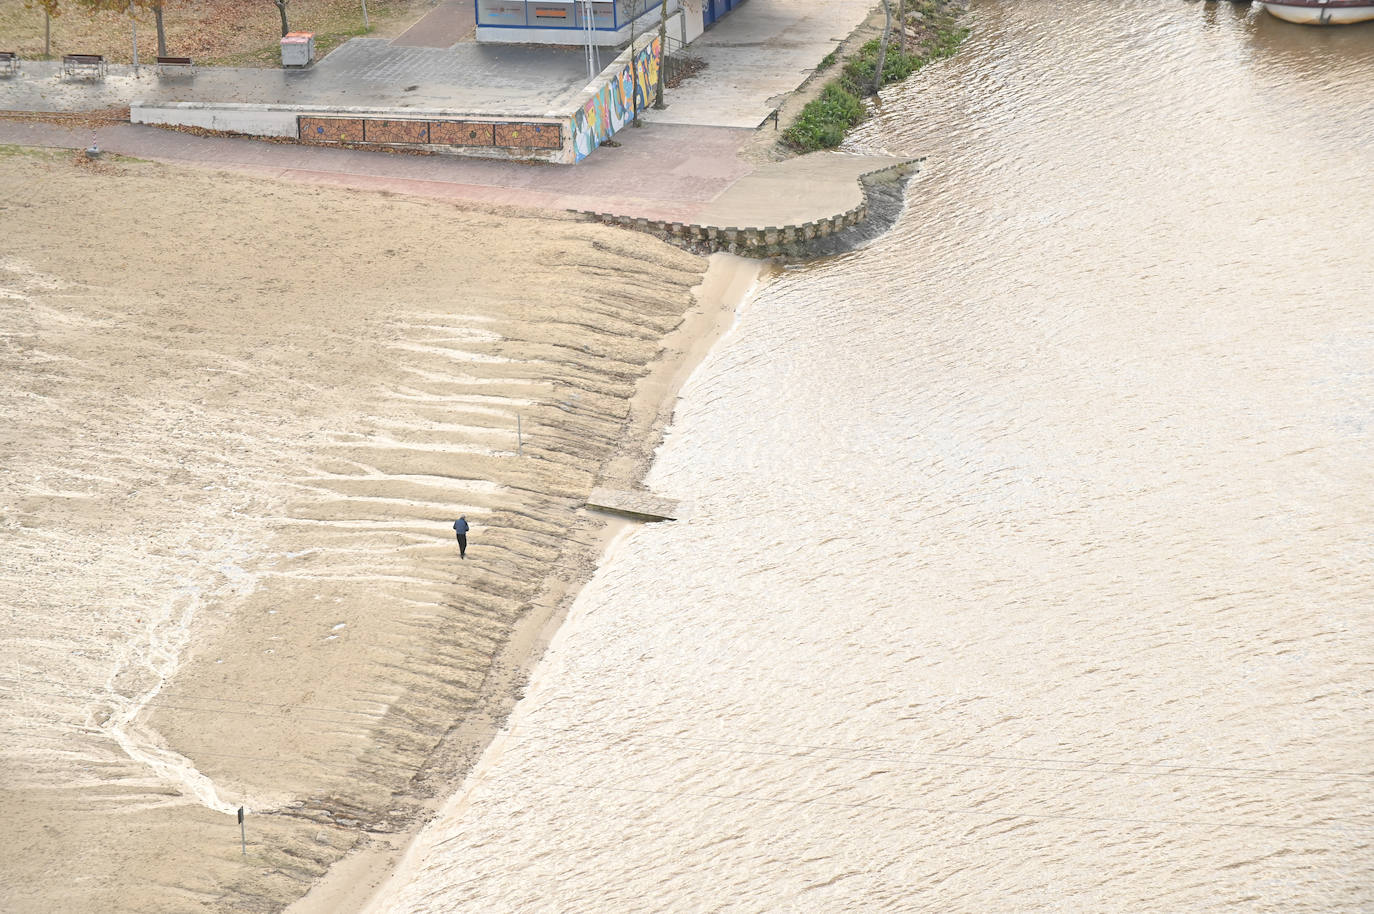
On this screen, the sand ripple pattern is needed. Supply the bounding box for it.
[375,2,1374,911]
[0,258,269,812]
[0,157,706,913]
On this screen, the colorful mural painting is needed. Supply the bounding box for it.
[570,36,662,162]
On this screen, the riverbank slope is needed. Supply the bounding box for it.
[0,146,761,914]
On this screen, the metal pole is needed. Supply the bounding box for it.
[361,0,369,29]
[238,806,246,856]
[583,0,594,81]
[581,0,600,81]
[131,12,138,73]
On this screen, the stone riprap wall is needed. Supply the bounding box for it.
[572,159,922,258]
[582,204,870,256]
[567,34,662,162]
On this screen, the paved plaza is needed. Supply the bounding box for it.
[0,40,591,116]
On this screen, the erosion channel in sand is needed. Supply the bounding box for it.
[0,146,764,914]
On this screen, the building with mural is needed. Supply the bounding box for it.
[476,0,745,46]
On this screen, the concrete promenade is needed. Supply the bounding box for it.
[647,0,877,129]
[0,117,910,232]
[0,0,914,241]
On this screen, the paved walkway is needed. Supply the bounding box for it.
[391,0,477,48]
[0,118,751,216]
[0,116,907,230]
[645,0,877,129]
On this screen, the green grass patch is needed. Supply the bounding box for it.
[0,144,64,161]
[782,82,865,151]
[783,0,969,152]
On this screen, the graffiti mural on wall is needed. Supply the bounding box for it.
[570,37,662,162]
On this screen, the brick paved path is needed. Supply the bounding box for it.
[391,0,478,48]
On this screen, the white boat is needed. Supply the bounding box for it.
[1256,0,1374,24]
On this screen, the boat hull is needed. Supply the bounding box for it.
[1257,1,1374,24]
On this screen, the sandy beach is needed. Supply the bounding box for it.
[0,146,761,913]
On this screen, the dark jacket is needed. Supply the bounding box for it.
[453,518,470,535]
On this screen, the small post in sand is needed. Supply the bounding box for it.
[237,806,246,856]
[517,413,523,456]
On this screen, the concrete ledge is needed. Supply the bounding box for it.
[133,102,300,138]
[131,101,572,162]
[586,488,687,522]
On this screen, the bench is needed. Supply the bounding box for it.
[155,55,194,75]
[0,51,18,77]
[62,54,106,79]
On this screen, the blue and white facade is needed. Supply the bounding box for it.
[475,0,746,46]
[477,0,677,46]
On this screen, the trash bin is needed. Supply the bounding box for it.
[280,31,315,67]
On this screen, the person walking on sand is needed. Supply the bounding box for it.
[452,516,470,559]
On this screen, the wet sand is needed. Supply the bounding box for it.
[0,146,759,913]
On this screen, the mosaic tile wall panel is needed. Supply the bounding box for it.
[364,119,430,144]
[493,122,561,149]
[299,117,364,143]
[430,122,496,146]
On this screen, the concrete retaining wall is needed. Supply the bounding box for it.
[131,102,571,163]
[132,103,300,138]
[566,33,662,162]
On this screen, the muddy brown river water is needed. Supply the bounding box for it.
[365,1,1374,911]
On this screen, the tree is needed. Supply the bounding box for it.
[275,0,290,37]
[654,0,668,109]
[151,0,165,56]
[626,0,641,126]
[897,0,906,54]
[873,0,892,96]
[78,0,170,58]
[23,0,62,57]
